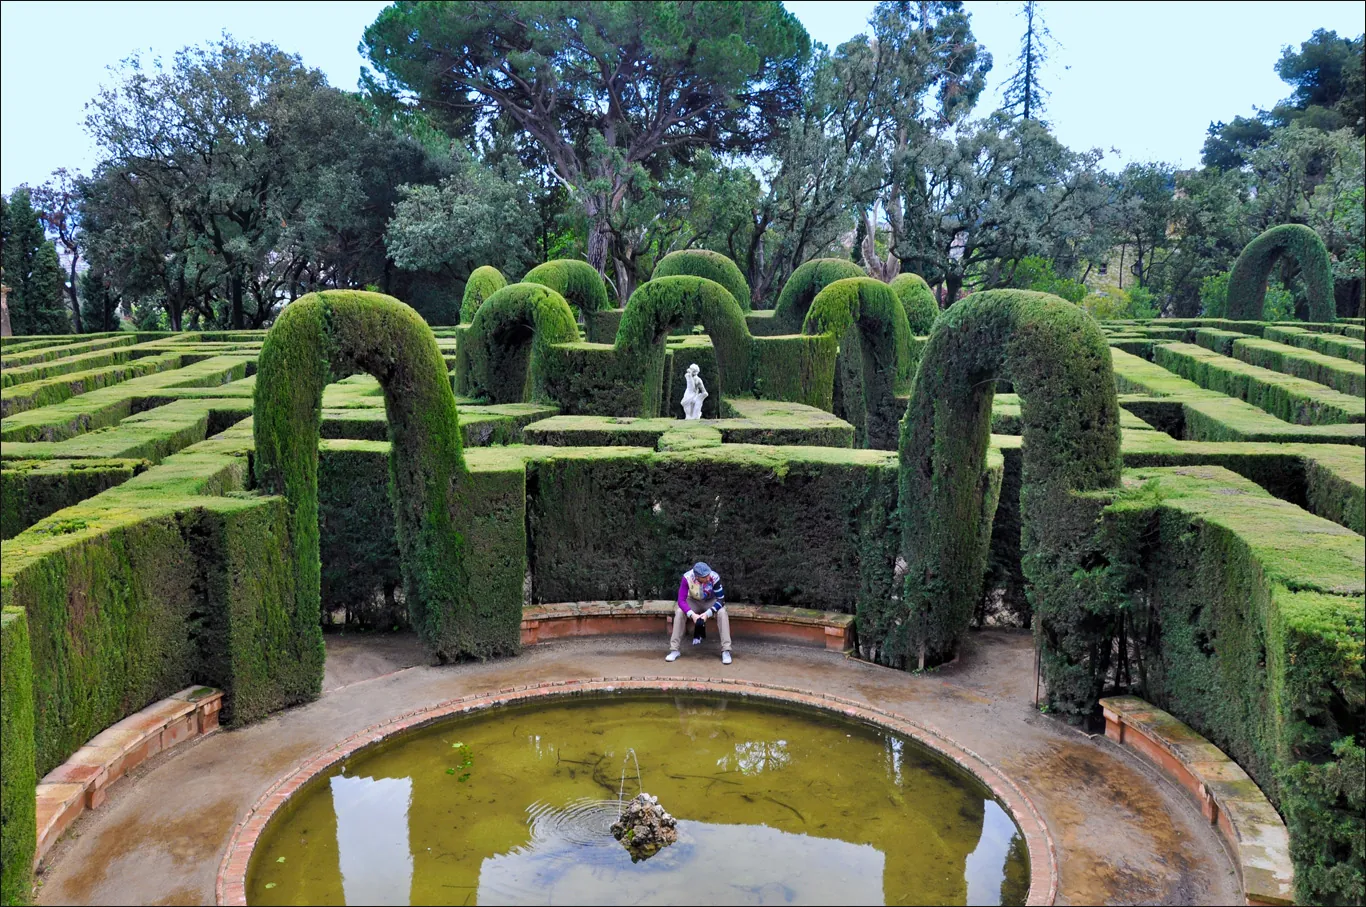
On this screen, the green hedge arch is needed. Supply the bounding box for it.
[773,258,866,331]
[889,273,940,334]
[460,265,507,323]
[254,290,502,662]
[802,277,914,450]
[889,290,1122,675]
[464,283,581,404]
[616,276,753,417]
[1227,224,1335,322]
[652,249,753,311]
[523,259,612,320]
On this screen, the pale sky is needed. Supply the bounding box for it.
[2,0,1362,193]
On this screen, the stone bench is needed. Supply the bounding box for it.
[520,601,854,652]
[1100,695,1293,907]
[34,685,223,867]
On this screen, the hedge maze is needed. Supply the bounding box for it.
[1,249,1362,903]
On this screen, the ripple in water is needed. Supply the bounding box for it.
[523,798,624,850]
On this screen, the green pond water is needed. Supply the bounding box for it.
[247,694,1029,906]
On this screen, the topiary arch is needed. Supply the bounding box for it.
[615,276,753,417]
[885,290,1122,683]
[460,265,507,323]
[802,277,914,450]
[773,258,866,331]
[254,290,507,662]
[464,284,581,403]
[524,259,612,319]
[1227,224,1335,322]
[652,249,753,311]
[889,273,940,334]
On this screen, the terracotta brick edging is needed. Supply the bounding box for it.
[520,600,855,651]
[216,677,1058,906]
[35,685,223,868]
[1100,695,1294,907]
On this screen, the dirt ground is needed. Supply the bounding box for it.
[35,628,1239,906]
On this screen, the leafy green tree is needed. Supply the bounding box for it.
[1,189,71,335]
[1000,0,1057,123]
[361,1,811,285]
[1201,114,1274,171]
[29,170,84,333]
[1272,29,1365,134]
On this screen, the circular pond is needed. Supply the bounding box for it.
[241,692,1033,906]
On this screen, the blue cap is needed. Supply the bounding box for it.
[693,562,711,578]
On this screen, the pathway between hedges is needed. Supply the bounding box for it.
[36,629,1239,906]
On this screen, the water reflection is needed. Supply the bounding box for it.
[478,815,885,905]
[963,800,1020,906]
[331,775,413,905]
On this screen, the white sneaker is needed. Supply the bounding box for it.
[721,651,732,665]
[691,636,703,646]
[665,651,681,662]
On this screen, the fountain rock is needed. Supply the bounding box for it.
[610,793,678,861]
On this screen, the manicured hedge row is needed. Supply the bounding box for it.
[889,272,939,335]
[895,290,1122,677]
[523,259,611,319]
[1227,224,1335,322]
[0,459,146,540]
[772,258,865,331]
[1231,337,1365,398]
[0,352,189,418]
[1263,325,1366,365]
[1,348,139,389]
[464,284,581,404]
[1102,467,1364,906]
[459,265,506,324]
[0,334,138,369]
[652,249,752,311]
[0,608,35,906]
[1154,342,1365,425]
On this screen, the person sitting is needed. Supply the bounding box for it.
[665,562,732,665]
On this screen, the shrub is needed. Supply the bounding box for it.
[1007,255,1087,304]
[0,608,35,906]
[889,273,939,334]
[255,290,514,661]
[1227,224,1335,322]
[889,289,1122,673]
[523,259,611,319]
[772,258,866,331]
[459,266,507,323]
[464,284,581,404]
[1200,271,1230,317]
[804,277,914,449]
[652,250,752,311]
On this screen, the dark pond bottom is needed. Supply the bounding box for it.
[247,694,1028,905]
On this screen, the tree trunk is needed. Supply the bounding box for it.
[67,257,83,334]
[230,270,245,329]
[945,273,963,307]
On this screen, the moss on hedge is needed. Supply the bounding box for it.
[1,459,146,540]
[891,290,1122,675]
[1227,224,1336,322]
[803,277,915,450]
[459,265,507,324]
[889,273,939,335]
[772,258,866,331]
[652,250,752,311]
[523,259,611,319]
[0,608,35,906]
[464,284,581,405]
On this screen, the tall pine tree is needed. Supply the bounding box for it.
[1001,1,1056,123]
[1,189,71,336]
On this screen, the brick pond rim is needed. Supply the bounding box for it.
[34,630,1243,906]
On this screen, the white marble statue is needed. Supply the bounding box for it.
[681,363,708,420]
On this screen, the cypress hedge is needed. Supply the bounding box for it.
[892,290,1122,672]
[464,284,581,404]
[652,249,753,311]
[523,259,611,319]
[803,277,915,449]
[1227,224,1335,322]
[0,608,34,906]
[772,258,866,331]
[459,265,507,323]
[254,290,512,661]
[889,273,940,335]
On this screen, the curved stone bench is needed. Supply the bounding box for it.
[34,685,223,868]
[1100,695,1293,907]
[520,601,854,651]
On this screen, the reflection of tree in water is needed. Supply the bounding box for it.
[999,833,1030,906]
[718,739,791,775]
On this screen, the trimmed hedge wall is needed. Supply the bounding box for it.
[464,284,581,405]
[1264,325,1366,365]
[889,273,940,335]
[0,608,35,906]
[772,258,866,331]
[254,290,514,661]
[1,459,145,540]
[523,259,611,319]
[459,265,507,324]
[1227,224,1336,322]
[803,277,914,449]
[1231,337,1365,398]
[892,289,1122,673]
[652,250,752,311]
